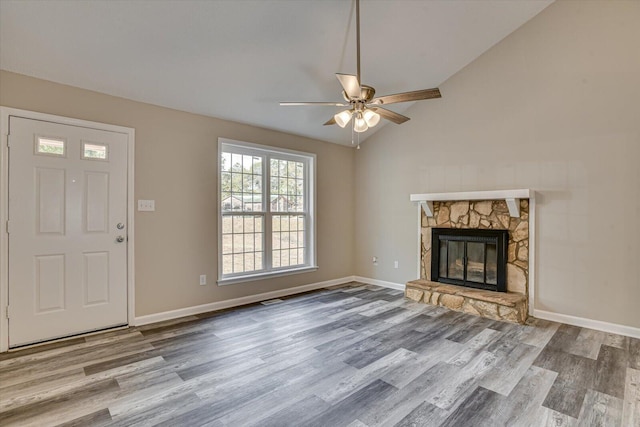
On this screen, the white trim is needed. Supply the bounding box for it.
[419,201,434,217]
[126,127,136,328]
[217,266,319,286]
[134,276,353,326]
[219,137,315,159]
[416,205,422,279]
[411,190,529,218]
[505,198,520,218]
[528,192,536,316]
[352,276,406,291]
[410,189,531,203]
[534,309,640,339]
[0,113,8,353]
[0,107,135,352]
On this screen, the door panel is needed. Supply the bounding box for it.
[8,117,128,347]
[85,171,109,233]
[35,254,66,312]
[83,251,110,305]
[36,167,66,234]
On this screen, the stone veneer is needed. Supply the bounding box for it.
[407,198,530,324]
[405,279,528,324]
[420,199,529,295]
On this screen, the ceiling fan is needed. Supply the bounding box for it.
[280,0,442,138]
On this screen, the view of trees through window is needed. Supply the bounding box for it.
[220,147,309,277]
[36,137,65,155]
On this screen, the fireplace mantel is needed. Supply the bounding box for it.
[410,189,532,218]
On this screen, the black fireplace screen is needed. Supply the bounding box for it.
[431,228,508,292]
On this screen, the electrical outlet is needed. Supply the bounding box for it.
[372,256,378,266]
[199,274,207,286]
[394,261,399,269]
[137,199,155,211]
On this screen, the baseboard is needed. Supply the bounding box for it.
[352,276,406,291]
[134,276,354,326]
[533,309,640,339]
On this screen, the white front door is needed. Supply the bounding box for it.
[8,117,128,347]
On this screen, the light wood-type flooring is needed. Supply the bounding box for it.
[1,282,639,426]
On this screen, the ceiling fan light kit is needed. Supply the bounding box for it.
[332,108,380,131]
[363,109,380,127]
[353,113,369,133]
[334,110,353,128]
[280,0,442,145]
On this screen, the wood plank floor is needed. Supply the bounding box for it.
[1,282,639,426]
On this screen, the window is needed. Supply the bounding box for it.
[35,136,66,156]
[82,141,108,160]
[218,138,316,284]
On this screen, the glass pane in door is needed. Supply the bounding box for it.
[486,243,498,284]
[439,240,448,278]
[447,241,464,280]
[466,242,485,283]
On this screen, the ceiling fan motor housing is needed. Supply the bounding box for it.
[359,85,376,102]
[342,85,376,103]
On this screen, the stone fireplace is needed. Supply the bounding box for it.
[405,190,533,324]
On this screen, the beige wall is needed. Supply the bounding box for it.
[355,0,640,328]
[2,0,639,330]
[0,71,355,316]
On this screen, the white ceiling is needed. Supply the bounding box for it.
[0,0,553,145]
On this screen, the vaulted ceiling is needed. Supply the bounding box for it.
[0,0,553,145]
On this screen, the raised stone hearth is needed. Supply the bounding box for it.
[405,279,527,324]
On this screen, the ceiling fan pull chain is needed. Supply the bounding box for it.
[351,119,355,145]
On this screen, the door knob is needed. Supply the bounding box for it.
[116,236,125,243]
[117,223,125,230]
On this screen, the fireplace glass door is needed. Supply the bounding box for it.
[432,228,508,292]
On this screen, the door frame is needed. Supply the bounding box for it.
[0,107,136,352]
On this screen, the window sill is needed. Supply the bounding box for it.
[217,266,319,286]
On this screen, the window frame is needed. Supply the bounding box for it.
[217,138,317,285]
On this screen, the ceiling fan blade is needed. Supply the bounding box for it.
[280,102,347,106]
[372,107,410,124]
[323,117,336,126]
[370,88,441,105]
[336,73,361,99]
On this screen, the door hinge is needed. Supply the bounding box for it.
[5,306,9,320]
[5,220,10,234]
[6,134,12,148]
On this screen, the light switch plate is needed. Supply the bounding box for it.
[138,199,155,211]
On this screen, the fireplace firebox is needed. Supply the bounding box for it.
[431,228,508,292]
